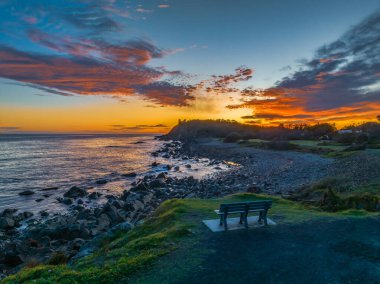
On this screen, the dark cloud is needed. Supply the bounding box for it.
[230,10,380,124]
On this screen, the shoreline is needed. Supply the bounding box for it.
[0,139,235,279]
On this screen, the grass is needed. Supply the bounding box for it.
[2,194,379,284]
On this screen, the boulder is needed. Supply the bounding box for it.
[64,186,87,198]
[41,187,59,191]
[3,253,23,267]
[0,216,15,229]
[97,214,111,231]
[19,190,34,196]
[62,198,73,205]
[122,172,137,178]
[88,192,102,199]
[95,179,108,185]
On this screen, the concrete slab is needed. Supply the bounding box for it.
[203,216,276,232]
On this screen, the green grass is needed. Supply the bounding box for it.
[2,194,379,284]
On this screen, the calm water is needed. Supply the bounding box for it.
[0,134,223,213]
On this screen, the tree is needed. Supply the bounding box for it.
[377,115,380,122]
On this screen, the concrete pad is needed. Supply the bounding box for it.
[203,216,276,232]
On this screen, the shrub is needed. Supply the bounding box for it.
[223,132,243,143]
[47,252,67,265]
[266,140,297,150]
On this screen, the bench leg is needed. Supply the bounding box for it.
[258,211,263,224]
[239,213,244,224]
[219,214,223,226]
[244,212,249,229]
[223,214,228,230]
[264,210,268,226]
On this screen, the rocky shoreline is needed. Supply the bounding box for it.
[0,140,239,279]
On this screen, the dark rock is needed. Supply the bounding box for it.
[88,192,102,199]
[35,198,44,202]
[72,238,86,250]
[0,217,15,229]
[1,208,17,216]
[247,184,262,193]
[151,161,160,167]
[156,172,168,179]
[97,214,111,231]
[64,186,87,198]
[122,172,137,178]
[4,253,23,267]
[95,179,108,185]
[19,190,34,196]
[174,166,180,171]
[41,187,59,191]
[185,164,192,168]
[40,211,49,217]
[77,199,83,205]
[62,198,73,205]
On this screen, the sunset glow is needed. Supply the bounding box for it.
[1,0,379,132]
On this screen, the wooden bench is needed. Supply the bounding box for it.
[215,200,272,230]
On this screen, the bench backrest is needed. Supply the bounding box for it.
[219,200,272,213]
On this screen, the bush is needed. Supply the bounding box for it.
[223,132,243,143]
[334,133,356,144]
[47,252,67,265]
[266,140,297,150]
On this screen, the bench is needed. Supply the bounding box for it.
[215,200,272,230]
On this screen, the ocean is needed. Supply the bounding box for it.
[0,134,222,214]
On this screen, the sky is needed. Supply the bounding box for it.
[0,0,380,133]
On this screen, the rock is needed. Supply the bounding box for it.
[185,193,195,199]
[122,172,137,178]
[185,164,192,168]
[40,211,49,217]
[156,172,168,179]
[62,197,73,205]
[41,187,59,191]
[35,198,44,202]
[109,222,133,234]
[151,161,160,167]
[95,179,108,185]
[0,216,15,229]
[77,199,83,205]
[19,190,34,196]
[97,214,110,231]
[88,192,102,199]
[247,184,262,193]
[174,166,180,171]
[1,208,17,216]
[4,253,23,267]
[166,164,172,170]
[64,186,87,198]
[40,236,51,247]
[23,211,33,219]
[72,238,86,250]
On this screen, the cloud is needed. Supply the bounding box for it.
[158,4,170,8]
[229,10,380,124]
[0,35,194,106]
